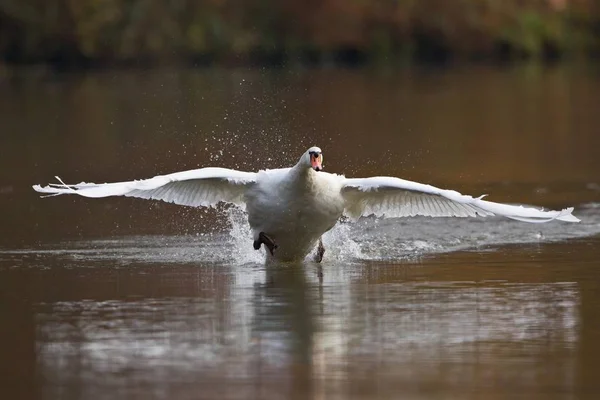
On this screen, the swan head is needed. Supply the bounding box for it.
[300,146,323,171]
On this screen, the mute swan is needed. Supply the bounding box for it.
[33,146,579,262]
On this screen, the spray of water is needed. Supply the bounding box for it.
[223,207,265,265]
[320,220,368,262]
[223,207,368,264]
[5,204,598,267]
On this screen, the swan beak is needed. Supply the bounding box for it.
[311,154,323,171]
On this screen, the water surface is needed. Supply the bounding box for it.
[1,66,600,399]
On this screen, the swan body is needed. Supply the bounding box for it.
[245,166,345,261]
[33,146,580,262]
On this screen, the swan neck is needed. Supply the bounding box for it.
[291,164,317,184]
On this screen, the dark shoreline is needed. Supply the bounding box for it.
[1,48,597,76]
[2,1,599,72]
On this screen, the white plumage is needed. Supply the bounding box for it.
[33,146,579,262]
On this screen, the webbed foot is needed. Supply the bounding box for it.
[314,237,325,263]
[253,232,278,256]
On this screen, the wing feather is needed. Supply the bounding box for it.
[33,167,256,208]
[341,176,579,223]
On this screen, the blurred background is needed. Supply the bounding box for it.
[1,0,599,68]
[2,2,600,400]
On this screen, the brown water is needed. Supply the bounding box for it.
[1,66,600,399]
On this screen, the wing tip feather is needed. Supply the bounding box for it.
[556,207,580,223]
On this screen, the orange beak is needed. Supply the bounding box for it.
[311,154,323,171]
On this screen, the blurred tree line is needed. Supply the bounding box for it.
[1,0,599,67]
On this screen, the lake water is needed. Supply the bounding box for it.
[1,66,600,399]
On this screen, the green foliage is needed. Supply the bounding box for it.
[0,0,599,65]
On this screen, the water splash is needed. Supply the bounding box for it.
[223,207,264,265]
[3,203,599,267]
[320,220,368,262]
[223,208,368,264]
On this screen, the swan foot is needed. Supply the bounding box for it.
[314,238,325,263]
[254,232,278,256]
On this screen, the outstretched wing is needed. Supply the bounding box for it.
[341,176,579,223]
[33,167,256,208]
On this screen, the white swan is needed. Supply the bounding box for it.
[33,146,579,262]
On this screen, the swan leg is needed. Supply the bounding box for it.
[253,232,278,255]
[314,237,325,263]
